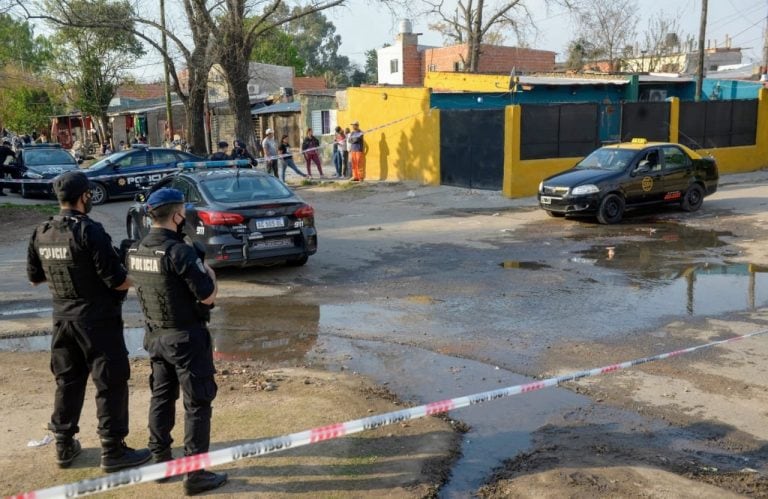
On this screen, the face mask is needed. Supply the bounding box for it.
[174,213,186,236]
[83,194,93,214]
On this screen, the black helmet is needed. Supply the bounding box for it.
[234,139,245,149]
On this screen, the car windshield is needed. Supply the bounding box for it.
[201,174,293,203]
[24,149,77,167]
[87,151,131,171]
[575,148,636,171]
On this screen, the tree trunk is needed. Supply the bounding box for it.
[219,48,258,156]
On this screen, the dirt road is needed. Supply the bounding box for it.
[2,173,768,497]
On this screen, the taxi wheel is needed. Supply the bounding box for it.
[681,184,704,212]
[597,194,624,224]
[90,183,108,205]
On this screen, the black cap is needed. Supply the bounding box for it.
[54,171,90,203]
[217,140,229,148]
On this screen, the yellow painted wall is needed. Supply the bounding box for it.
[424,72,512,92]
[504,88,768,198]
[338,87,440,185]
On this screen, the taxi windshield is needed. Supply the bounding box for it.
[575,148,636,171]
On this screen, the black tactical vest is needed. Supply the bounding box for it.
[35,215,107,301]
[128,240,203,330]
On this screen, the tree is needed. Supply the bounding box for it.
[572,0,639,73]
[285,7,350,79]
[250,28,306,76]
[46,0,144,147]
[0,13,51,71]
[21,0,217,154]
[564,37,603,71]
[193,0,342,155]
[422,0,540,72]
[0,85,57,132]
[637,10,685,72]
[363,48,378,84]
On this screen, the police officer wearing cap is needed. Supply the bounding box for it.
[127,188,227,495]
[26,171,151,471]
[230,139,257,167]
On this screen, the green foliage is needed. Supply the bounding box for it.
[565,38,604,71]
[0,13,52,72]
[250,28,306,76]
[363,48,378,84]
[48,0,144,115]
[0,86,57,133]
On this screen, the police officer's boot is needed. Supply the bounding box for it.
[152,448,173,483]
[54,433,82,468]
[99,438,151,472]
[183,469,227,496]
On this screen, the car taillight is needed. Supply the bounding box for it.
[294,204,314,219]
[198,210,245,226]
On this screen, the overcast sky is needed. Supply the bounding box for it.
[130,0,767,81]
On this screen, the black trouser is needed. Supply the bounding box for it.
[266,159,278,178]
[144,326,217,456]
[49,317,130,439]
[342,151,349,177]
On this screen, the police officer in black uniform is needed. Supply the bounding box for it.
[127,188,227,495]
[230,139,257,167]
[26,171,151,471]
[208,141,230,161]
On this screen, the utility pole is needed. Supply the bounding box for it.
[695,0,708,101]
[762,0,768,79]
[160,0,174,145]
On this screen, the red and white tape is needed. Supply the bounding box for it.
[7,328,767,498]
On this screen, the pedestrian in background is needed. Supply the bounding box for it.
[333,126,345,178]
[349,121,365,181]
[278,135,308,181]
[0,139,16,196]
[209,141,230,161]
[261,129,279,177]
[301,128,324,177]
[127,188,227,495]
[343,127,351,177]
[26,171,150,472]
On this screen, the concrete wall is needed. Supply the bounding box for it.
[338,87,440,184]
[378,45,404,85]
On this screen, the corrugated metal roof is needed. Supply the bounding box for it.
[251,101,301,116]
[519,76,627,86]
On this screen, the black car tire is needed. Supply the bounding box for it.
[596,193,625,224]
[681,184,704,212]
[286,255,309,267]
[90,182,108,205]
[20,182,30,199]
[545,210,565,218]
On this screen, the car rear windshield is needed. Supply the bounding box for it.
[201,174,293,203]
[24,149,77,166]
[575,148,637,171]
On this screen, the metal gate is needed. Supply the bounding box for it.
[440,109,505,190]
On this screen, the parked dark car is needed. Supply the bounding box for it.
[537,139,719,224]
[83,145,203,204]
[126,165,318,268]
[6,144,81,198]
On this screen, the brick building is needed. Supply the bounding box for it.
[377,20,556,86]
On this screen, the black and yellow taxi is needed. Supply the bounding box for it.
[537,139,719,224]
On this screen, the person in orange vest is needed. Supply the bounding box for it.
[348,121,365,181]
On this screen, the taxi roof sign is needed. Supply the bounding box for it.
[630,138,648,144]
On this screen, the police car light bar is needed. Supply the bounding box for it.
[177,159,252,170]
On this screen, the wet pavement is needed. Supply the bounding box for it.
[3,186,768,494]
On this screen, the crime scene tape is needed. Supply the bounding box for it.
[7,327,767,499]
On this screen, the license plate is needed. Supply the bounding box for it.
[540,196,552,205]
[255,217,284,229]
[251,238,292,250]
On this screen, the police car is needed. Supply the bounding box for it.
[83,145,203,205]
[126,162,318,268]
[538,139,719,224]
[6,144,80,198]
